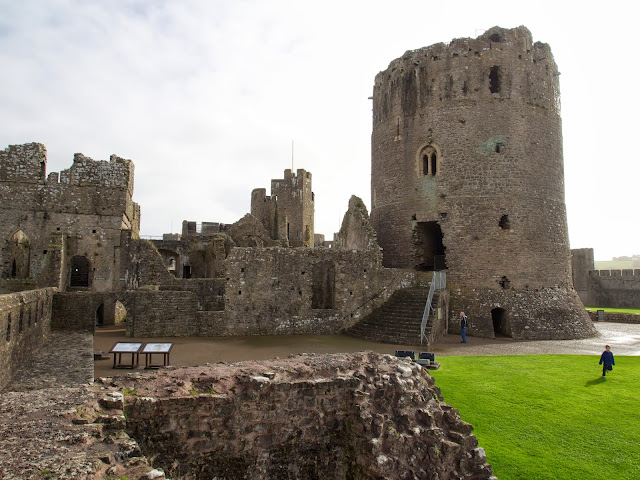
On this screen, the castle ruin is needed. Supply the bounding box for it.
[0,24,612,479]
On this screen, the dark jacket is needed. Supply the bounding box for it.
[460,315,468,329]
[599,350,615,367]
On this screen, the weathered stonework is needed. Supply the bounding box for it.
[370,26,595,340]
[0,143,140,293]
[251,169,315,247]
[114,353,494,479]
[572,248,640,308]
[0,288,54,390]
[334,195,380,252]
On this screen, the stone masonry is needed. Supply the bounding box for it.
[370,26,595,340]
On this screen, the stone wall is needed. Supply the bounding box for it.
[450,285,593,340]
[116,353,494,479]
[0,288,54,391]
[586,310,640,323]
[117,247,417,338]
[571,248,640,308]
[585,270,640,309]
[0,143,140,293]
[223,247,415,336]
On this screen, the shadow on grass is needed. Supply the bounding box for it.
[585,376,607,387]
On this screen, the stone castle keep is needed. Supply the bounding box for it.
[0,25,607,478]
[371,26,595,339]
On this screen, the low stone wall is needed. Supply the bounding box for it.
[586,310,640,324]
[0,288,54,391]
[159,278,225,311]
[52,292,102,331]
[450,285,596,340]
[112,353,494,479]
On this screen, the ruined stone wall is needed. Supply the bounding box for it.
[121,247,416,338]
[0,288,54,391]
[117,353,494,479]
[250,188,278,241]
[370,27,594,340]
[51,292,102,331]
[223,247,414,335]
[159,278,225,311]
[0,143,140,293]
[120,234,175,289]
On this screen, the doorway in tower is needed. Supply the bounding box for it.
[491,307,512,337]
[69,256,91,288]
[413,221,446,271]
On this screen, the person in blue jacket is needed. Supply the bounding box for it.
[599,345,615,377]
[459,311,468,343]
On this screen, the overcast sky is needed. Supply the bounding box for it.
[1,0,637,261]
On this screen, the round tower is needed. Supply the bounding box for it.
[370,26,595,339]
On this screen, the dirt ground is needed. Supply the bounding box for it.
[93,322,640,379]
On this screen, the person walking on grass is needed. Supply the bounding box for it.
[599,345,615,377]
[459,311,468,343]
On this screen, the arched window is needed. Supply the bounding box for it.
[418,145,439,176]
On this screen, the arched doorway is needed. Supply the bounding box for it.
[70,256,91,288]
[492,307,511,337]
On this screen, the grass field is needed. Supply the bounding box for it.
[585,307,640,315]
[430,355,640,480]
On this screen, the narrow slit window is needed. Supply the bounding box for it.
[489,66,501,93]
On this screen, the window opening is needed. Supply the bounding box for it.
[489,66,501,93]
[6,314,11,341]
[499,215,510,230]
[419,145,439,176]
[413,221,446,271]
[499,276,510,289]
[70,256,90,287]
[312,260,335,309]
[11,259,17,278]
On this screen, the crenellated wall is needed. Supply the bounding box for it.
[251,169,314,247]
[571,248,640,308]
[0,143,140,293]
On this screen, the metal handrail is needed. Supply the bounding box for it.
[420,271,446,344]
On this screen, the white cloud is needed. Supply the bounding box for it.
[1,0,637,259]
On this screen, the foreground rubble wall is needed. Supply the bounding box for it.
[114,352,494,479]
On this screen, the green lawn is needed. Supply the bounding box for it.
[430,355,640,480]
[585,307,640,315]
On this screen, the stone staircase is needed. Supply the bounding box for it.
[346,288,431,346]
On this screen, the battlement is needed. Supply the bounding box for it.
[0,143,47,184]
[58,153,135,195]
[373,25,560,124]
[251,168,315,247]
